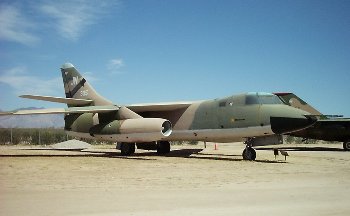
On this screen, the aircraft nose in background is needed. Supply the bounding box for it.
[270,113,317,134]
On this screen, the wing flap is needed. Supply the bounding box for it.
[20,95,93,106]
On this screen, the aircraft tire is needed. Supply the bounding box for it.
[157,141,171,154]
[120,143,135,156]
[343,141,350,151]
[242,147,256,161]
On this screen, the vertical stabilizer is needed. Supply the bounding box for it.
[61,63,113,107]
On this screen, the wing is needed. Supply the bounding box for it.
[127,101,196,113]
[20,95,93,106]
[315,118,350,126]
[290,118,350,142]
[126,101,198,125]
[0,105,119,115]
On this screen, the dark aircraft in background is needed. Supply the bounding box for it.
[275,93,350,150]
[1,63,317,160]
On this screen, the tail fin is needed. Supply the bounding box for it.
[274,93,322,115]
[61,63,113,107]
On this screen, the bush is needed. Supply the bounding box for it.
[0,128,67,145]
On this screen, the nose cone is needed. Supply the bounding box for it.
[271,115,317,134]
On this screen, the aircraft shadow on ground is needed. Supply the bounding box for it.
[136,149,203,157]
[0,148,285,163]
[188,155,285,163]
[196,152,241,157]
[124,149,285,163]
[0,148,155,161]
[101,148,285,163]
[255,146,346,152]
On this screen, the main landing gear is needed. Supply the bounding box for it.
[116,141,171,156]
[157,141,171,154]
[343,141,350,151]
[119,143,135,156]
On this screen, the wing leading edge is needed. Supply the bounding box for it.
[127,101,197,113]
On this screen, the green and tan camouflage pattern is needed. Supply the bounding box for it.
[274,93,322,115]
[58,63,314,143]
[4,63,316,145]
[274,93,350,145]
[61,63,113,107]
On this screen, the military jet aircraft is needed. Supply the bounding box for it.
[0,63,317,160]
[274,93,350,150]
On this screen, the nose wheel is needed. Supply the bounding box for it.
[343,141,350,151]
[242,147,256,160]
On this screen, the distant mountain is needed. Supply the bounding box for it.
[0,107,64,128]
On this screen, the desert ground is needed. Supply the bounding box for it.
[1,142,350,216]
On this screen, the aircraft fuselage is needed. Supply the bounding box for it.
[65,93,313,143]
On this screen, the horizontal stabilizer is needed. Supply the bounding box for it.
[20,95,93,106]
[0,106,119,115]
[66,106,119,114]
[0,111,15,115]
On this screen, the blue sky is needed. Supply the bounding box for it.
[1,0,350,116]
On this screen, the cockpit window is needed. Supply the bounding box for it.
[245,93,283,105]
[258,94,283,104]
[245,94,259,105]
[219,100,227,107]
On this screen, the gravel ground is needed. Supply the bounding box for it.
[0,142,349,216]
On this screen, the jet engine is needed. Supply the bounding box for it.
[89,118,172,142]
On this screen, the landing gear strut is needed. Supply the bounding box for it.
[119,143,135,156]
[157,141,171,154]
[343,141,350,151]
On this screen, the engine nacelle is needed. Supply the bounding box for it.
[89,118,172,142]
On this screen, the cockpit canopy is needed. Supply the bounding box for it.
[245,92,283,105]
[217,92,284,107]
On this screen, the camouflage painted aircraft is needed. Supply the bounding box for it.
[0,63,318,160]
[275,93,350,150]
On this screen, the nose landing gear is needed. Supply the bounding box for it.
[243,139,256,160]
[242,146,256,160]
